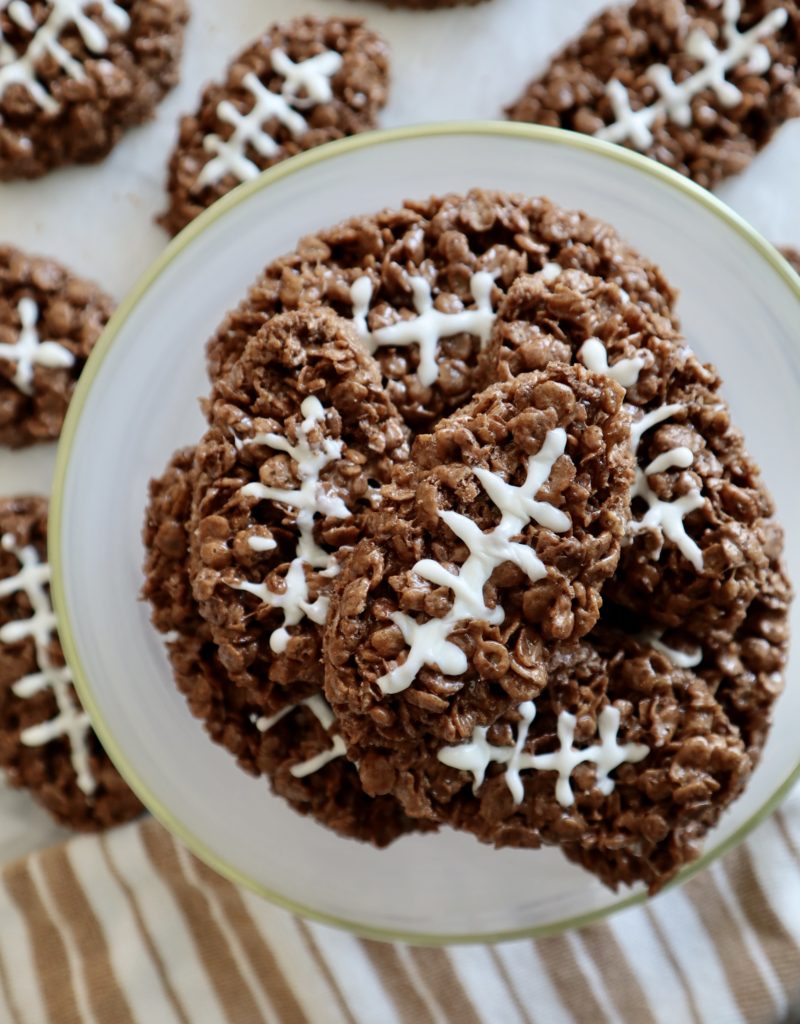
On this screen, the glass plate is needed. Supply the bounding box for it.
[51,124,800,943]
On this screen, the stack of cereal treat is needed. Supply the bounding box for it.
[143,189,790,891]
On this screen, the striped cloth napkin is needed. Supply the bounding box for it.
[0,790,799,1024]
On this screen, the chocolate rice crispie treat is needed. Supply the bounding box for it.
[489,267,781,648]
[0,496,141,830]
[206,190,679,431]
[0,245,114,447]
[160,17,389,236]
[0,0,188,180]
[452,636,752,894]
[506,0,800,190]
[324,364,634,799]
[143,449,428,846]
[190,308,409,700]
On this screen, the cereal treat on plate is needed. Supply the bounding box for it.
[188,308,410,701]
[489,267,785,652]
[0,496,141,830]
[325,364,634,808]
[440,633,751,893]
[143,448,429,846]
[0,245,114,447]
[492,262,792,734]
[206,190,679,432]
[505,0,800,190]
[160,17,389,235]
[0,0,189,179]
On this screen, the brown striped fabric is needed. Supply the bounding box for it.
[0,794,799,1024]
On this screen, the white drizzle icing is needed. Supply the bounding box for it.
[195,46,343,189]
[247,535,277,552]
[270,47,342,107]
[349,271,496,388]
[0,534,94,795]
[0,0,129,114]
[578,337,645,389]
[596,0,788,151]
[250,693,346,778]
[438,701,649,807]
[0,297,75,395]
[639,628,703,669]
[377,428,570,695]
[629,407,705,571]
[231,396,348,654]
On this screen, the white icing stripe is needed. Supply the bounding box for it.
[629,402,685,453]
[576,339,705,571]
[270,47,342,107]
[438,701,649,807]
[578,338,645,388]
[350,271,496,388]
[251,693,346,778]
[629,411,705,572]
[195,46,343,189]
[0,0,129,114]
[596,0,788,151]
[378,428,570,695]
[630,470,705,570]
[640,629,703,669]
[231,396,347,653]
[645,446,694,475]
[247,535,277,552]
[0,297,75,396]
[0,534,94,795]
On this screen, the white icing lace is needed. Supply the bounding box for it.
[231,396,348,654]
[0,533,94,794]
[0,297,75,395]
[438,700,649,807]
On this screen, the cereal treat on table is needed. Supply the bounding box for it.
[0,0,189,179]
[0,245,114,447]
[142,448,429,846]
[325,364,634,810]
[160,17,389,235]
[506,0,800,190]
[0,496,142,830]
[206,190,679,431]
[189,308,410,702]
